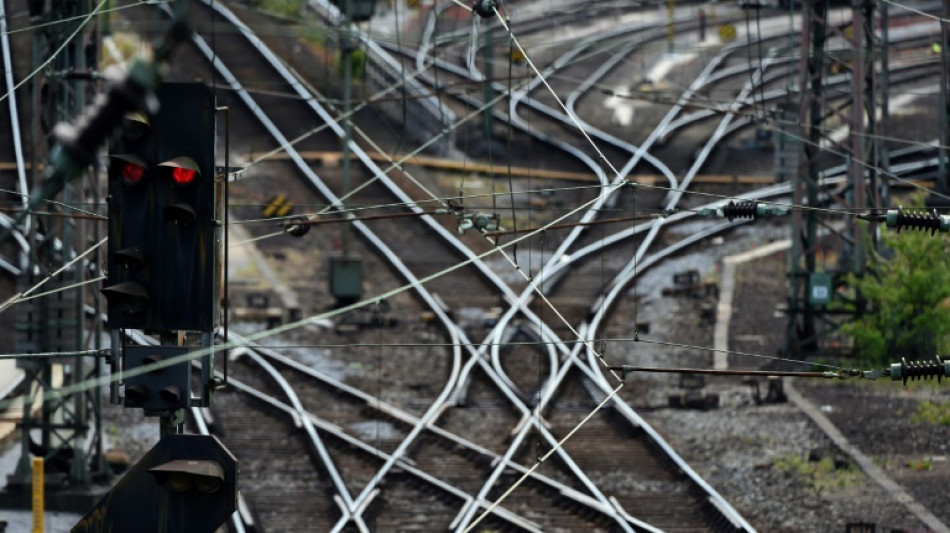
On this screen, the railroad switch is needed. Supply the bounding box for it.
[694,200,789,221]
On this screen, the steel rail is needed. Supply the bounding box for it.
[571,43,901,528]
[3,141,910,533]
[217,372,548,532]
[305,0,457,152]
[405,18,679,185]
[175,4,481,527]
[181,5,616,530]
[226,332,661,529]
[475,29,769,397]
[664,60,943,139]
[410,10,796,528]
[454,26,790,533]
[78,4,940,532]
[1,0,30,238]
[194,4,657,528]
[188,147,928,528]
[398,4,682,184]
[490,321,560,405]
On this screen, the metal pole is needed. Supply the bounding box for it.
[850,0,866,275]
[880,0,890,210]
[482,23,493,150]
[786,0,825,356]
[940,0,950,192]
[341,0,353,258]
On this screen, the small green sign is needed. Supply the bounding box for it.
[809,272,832,305]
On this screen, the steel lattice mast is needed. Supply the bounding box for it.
[784,0,889,357]
[9,0,107,494]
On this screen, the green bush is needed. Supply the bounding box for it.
[774,453,858,494]
[836,198,950,367]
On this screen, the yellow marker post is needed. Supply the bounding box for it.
[718,24,737,43]
[32,457,43,533]
[666,0,675,53]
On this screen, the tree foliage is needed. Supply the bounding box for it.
[840,221,950,367]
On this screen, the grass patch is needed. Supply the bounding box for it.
[774,454,860,495]
[256,0,303,19]
[911,400,950,426]
[906,458,932,471]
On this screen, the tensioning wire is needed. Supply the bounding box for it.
[0,174,625,414]
[0,0,107,106]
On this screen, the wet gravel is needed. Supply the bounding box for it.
[631,249,950,533]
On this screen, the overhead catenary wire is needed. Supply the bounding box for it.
[180,338,842,369]
[4,135,943,239]
[882,0,950,22]
[0,207,105,221]
[0,0,108,106]
[17,5,925,237]
[199,0,908,237]
[483,212,663,236]
[0,0,161,37]
[607,365,850,380]
[0,4,928,528]
[13,275,106,304]
[0,327,850,383]
[229,182,624,224]
[1,0,944,504]
[0,6,936,524]
[233,152,938,233]
[4,55,936,316]
[0,164,621,413]
[0,237,106,315]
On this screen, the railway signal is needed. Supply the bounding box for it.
[122,345,191,412]
[103,82,220,333]
[72,434,238,533]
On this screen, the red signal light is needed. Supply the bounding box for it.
[171,167,197,186]
[109,155,149,186]
[158,157,201,187]
[122,162,147,185]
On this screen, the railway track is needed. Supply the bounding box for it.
[149,2,772,529]
[0,0,29,278]
[0,0,944,531]
[136,2,944,527]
